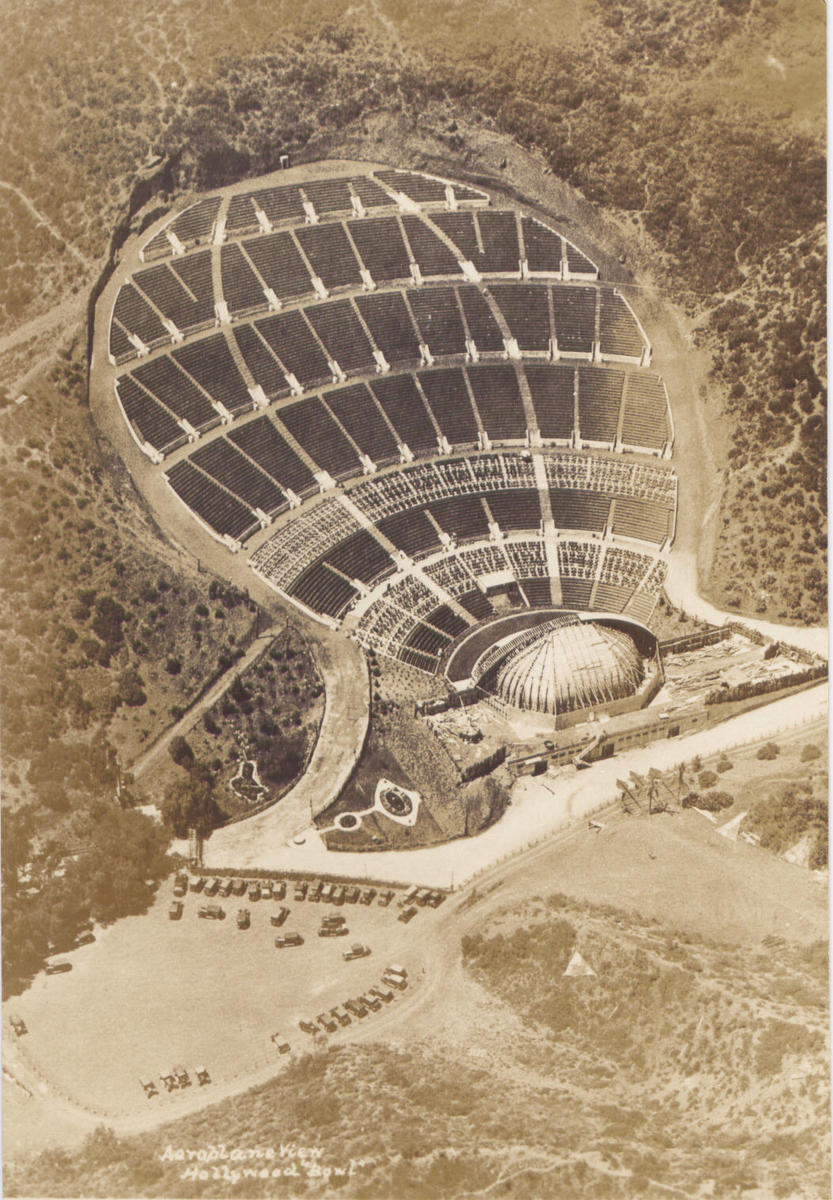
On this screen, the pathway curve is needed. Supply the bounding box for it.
[665,551,828,659]
[202,628,369,862]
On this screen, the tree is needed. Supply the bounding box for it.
[168,735,194,770]
[162,767,222,838]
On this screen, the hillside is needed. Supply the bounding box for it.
[6,892,828,1198]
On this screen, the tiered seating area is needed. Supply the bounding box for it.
[111,284,169,355]
[485,489,542,532]
[577,366,624,444]
[229,416,316,498]
[142,198,221,259]
[295,224,362,290]
[166,460,258,542]
[370,375,438,454]
[457,286,504,351]
[325,384,399,465]
[551,286,596,355]
[378,509,442,559]
[190,438,287,517]
[549,488,611,533]
[526,363,575,441]
[429,495,490,543]
[307,300,374,374]
[135,254,214,334]
[466,364,527,440]
[132,356,219,432]
[250,499,361,590]
[522,218,564,274]
[401,216,462,277]
[220,243,267,316]
[492,285,551,352]
[418,369,479,445]
[599,290,644,360]
[255,311,330,387]
[173,335,253,416]
[612,497,673,545]
[115,377,187,455]
[278,398,360,479]
[233,325,290,399]
[109,171,677,652]
[355,292,421,366]
[621,374,670,451]
[407,288,467,357]
[348,217,411,282]
[244,232,312,301]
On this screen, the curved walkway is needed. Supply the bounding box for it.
[194,681,827,886]
[202,629,369,867]
[665,552,829,660]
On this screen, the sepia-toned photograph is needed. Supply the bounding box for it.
[0,0,827,1196]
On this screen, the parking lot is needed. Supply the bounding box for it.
[4,875,443,1120]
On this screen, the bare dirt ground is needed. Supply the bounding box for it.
[4,712,826,1161]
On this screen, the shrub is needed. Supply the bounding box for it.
[699,791,734,812]
[698,770,719,789]
[716,757,733,773]
[169,735,195,769]
[164,657,182,675]
[757,742,780,760]
[800,743,822,762]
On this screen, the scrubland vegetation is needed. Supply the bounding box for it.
[7,892,828,1198]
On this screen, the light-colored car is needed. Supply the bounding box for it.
[343,943,371,961]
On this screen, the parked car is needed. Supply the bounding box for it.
[332,885,345,905]
[344,998,368,1018]
[169,900,184,921]
[343,943,371,961]
[330,1007,351,1027]
[273,881,286,900]
[247,881,261,902]
[398,906,418,924]
[236,909,250,930]
[203,878,220,897]
[387,963,408,979]
[195,1065,211,1086]
[359,888,376,905]
[360,993,382,1012]
[307,883,322,903]
[401,886,420,906]
[45,960,72,974]
[299,1020,318,1036]
[74,930,95,947]
[317,1013,338,1033]
[173,1065,191,1088]
[271,1033,291,1053]
[275,933,304,948]
[382,973,408,992]
[294,881,308,902]
[377,890,395,908]
[189,876,206,893]
[198,904,225,920]
[369,984,394,1003]
[173,875,188,898]
[318,925,349,937]
[321,914,346,927]
[140,1077,158,1098]
[261,882,274,901]
[271,906,290,927]
[160,1071,177,1092]
[219,879,233,898]
[345,886,361,904]
[320,883,334,903]
[9,1014,27,1036]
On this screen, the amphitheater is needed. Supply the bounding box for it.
[102,157,675,676]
